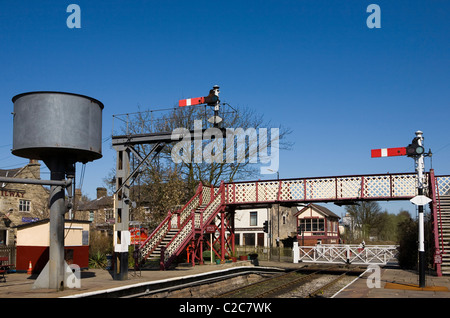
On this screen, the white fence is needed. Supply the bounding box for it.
[293,243,398,265]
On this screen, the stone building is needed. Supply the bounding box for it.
[268,204,304,248]
[0,160,49,246]
[75,187,114,234]
[74,186,155,237]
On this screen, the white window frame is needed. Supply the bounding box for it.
[19,199,31,212]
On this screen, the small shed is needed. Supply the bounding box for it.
[15,219,90,273]
[295,204,340,245]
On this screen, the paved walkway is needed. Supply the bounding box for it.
[334,266,450,298]
[0,261,254,298]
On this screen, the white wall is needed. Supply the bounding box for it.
[17,221,90,247]
[234,208,268,247]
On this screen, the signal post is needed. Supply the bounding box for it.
[111,86,221,279]
[372,130,430,287]
[413,131,427,288]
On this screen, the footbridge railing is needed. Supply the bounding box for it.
[139,171,449,271]
[294,244,399,265]
[225,172,421,205]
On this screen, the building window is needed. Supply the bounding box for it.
[19,200,31,212]
[89,211,95,222]
[243,233,255,246]
[249,211,257,226]
[0,230,6,245]
[235,234,240,246]
[317,219,325,232]
[105,208,114,222]
[328,220,337,233]
[300,218,325,234]
[257,233,264,247]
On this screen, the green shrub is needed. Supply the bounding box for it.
[397,216,418,269]
[89,251,107,269]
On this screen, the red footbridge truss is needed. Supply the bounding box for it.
[139,170,450,275]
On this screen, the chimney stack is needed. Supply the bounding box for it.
[28,159,40,179]
[96,187,107,199]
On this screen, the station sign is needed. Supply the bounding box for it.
[205,225,216,233]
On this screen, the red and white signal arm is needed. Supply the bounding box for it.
[371,147,406,158]
[178,96,205,107]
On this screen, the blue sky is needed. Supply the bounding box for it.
[0,1,449,217]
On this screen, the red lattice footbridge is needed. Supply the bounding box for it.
[139,170,450,275]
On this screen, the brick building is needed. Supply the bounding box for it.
[295,203,341,245]
[15,219,90,273]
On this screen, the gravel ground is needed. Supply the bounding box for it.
[142,273,267,298]
[277,274,359,298]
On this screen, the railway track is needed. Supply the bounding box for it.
[306,272,350,298]
[215,265,364,298]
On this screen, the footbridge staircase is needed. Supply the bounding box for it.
[430,170,450,275]
[138,170,450,275]
[139,182,226,269]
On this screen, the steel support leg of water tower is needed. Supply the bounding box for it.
[32,159,68,291]
[49,175,66,290]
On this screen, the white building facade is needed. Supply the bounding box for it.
[233,207,269,247]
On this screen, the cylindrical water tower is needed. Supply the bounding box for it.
[11,91,103,290]
[12,91,103,164]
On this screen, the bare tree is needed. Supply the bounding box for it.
[110,103,292,224]
[128,103,291,189]
[345,201,383,240]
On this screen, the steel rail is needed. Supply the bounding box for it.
[307,272,349,298]
[214,269,298,298]
[255,270,322,298]
[216,265,352,298]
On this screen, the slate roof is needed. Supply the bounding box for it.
[0,167,21,178]
[76,195,113,211]
[294,203,340,219]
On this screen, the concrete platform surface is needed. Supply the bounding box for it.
[0,261,254,298]
[333,266,450,298]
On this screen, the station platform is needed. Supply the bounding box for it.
[332,264,450,298]
[0,261,449,298]
[0,261,259,298]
